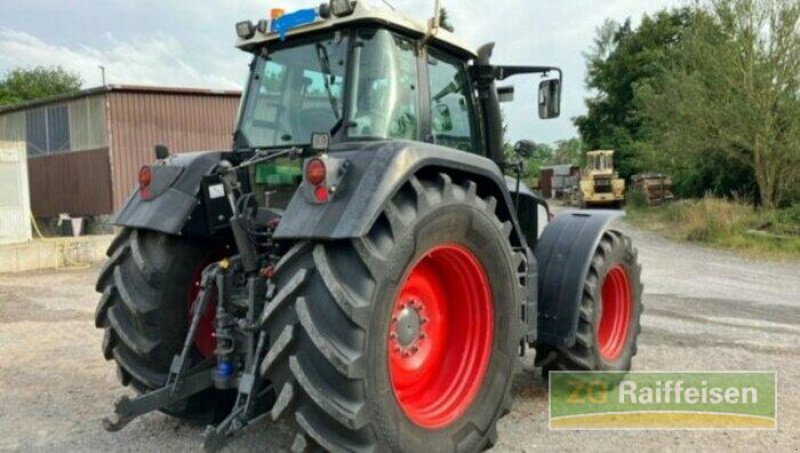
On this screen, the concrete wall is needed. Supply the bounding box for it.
[0,235,112,273]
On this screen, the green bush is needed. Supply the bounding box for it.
[764,205,800,236]
[627,189,649,209]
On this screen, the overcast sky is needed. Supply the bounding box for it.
[0,0,680,144]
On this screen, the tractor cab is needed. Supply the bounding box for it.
[232,1,562,157]
[230,0,564,216]
[233,2,479,152]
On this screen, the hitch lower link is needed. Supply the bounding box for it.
[101,262,273,452]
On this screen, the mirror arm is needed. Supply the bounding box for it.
[492,66,562,82]
[471,65,562,83]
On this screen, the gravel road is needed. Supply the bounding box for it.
[1,218,799,451]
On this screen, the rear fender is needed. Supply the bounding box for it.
[114,151,235,238]
[273,140,527,248]
[535,210,622,347]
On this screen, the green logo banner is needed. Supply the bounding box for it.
[550,372,776,430]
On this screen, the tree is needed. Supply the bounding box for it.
[0,66,82,107]
[574,9,698,179]
[638,0,800,208]
[551,138,584,166]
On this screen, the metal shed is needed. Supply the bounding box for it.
[0,85,241,218]
[539,164,581,199]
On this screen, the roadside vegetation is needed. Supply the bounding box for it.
[564,0,800,259]
[625,194,800,260]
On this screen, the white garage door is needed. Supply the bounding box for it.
[0,143,31,245]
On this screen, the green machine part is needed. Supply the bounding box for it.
[253,159,303,208]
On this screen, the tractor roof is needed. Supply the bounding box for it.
[236,1,477,58]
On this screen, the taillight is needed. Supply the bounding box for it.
[305,158,330,203]
[139,166,152,198]
[315,185,330,203]
[306,159,326,186]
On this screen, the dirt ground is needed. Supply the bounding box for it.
[1,218,799,452]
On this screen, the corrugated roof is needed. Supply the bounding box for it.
[0,84,242,115]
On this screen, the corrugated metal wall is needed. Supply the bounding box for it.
[108,91,240,210]
[27,148,113,217]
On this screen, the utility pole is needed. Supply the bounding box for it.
[99,65,106,87]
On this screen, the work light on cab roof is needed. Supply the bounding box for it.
[234,0,475,57]
[235,0,356,40]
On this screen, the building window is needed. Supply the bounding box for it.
[25,105,71,157]
[47,106,70,153]
[25,109,47,157]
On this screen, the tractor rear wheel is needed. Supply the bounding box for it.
[94,228,234,421]
[260,173,524,452]
[535,230,642,375]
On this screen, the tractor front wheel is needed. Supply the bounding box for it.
[260,173,523,452]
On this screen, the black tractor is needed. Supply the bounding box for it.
[95,2,642,451]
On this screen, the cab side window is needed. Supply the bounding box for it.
[427,50,476,152]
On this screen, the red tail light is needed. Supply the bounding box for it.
[139,166,152,187]
[139,166,152,198]
[306,159,326,186]
[314,185,330,202]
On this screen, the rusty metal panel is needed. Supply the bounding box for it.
[27,148,113,217]
[108,91,240,211]
[539,168,554,198]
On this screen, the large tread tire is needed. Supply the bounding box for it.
[261,173,524,452]
[94,228,234,421]
[535,229,643,375]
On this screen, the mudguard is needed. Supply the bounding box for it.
[504,176,549,248]
[273,140,526,248]
[114,151,232,237]
[535,210,622,347]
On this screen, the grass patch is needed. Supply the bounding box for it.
[626,196,800,261]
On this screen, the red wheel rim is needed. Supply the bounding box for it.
[187,251,225,359]
[388,244,494,429]
[597,265,632,361]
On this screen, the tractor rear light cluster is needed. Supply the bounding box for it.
[305,158,330,202]
[139,166,152,198]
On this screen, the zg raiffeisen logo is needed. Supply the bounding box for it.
[549,372,776,430]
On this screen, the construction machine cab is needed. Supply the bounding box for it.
[587,150,615,174]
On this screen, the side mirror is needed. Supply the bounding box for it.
[514,140,537,159]
[432,104,453,132]
[538,79,561,119]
